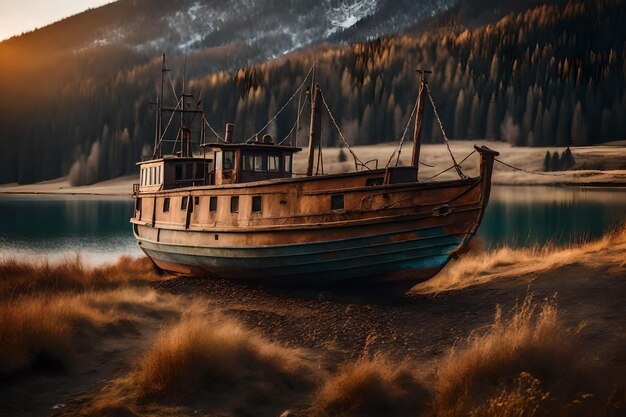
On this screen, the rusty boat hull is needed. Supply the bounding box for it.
[131,146,498,290]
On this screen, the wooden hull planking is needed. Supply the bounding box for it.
[131,147,497,288]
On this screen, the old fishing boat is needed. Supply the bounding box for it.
[131,58,499,291]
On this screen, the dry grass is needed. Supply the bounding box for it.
[0,255,162,298]
[310,356,429,417]
[413,224,626,294]
[133,314,312,400]
[433,295,602,417]
[80,313,315,416]
[0,288,180,376]
[0,255,175,376]
[472,372,553,417]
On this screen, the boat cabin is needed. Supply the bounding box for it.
[137,140,301,192]
[138,156,212,192]
[209,142,301,185]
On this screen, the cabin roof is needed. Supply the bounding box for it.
[136,156,211,166]
[202,142,302,152]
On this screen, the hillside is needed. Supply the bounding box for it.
[1,0,624,184]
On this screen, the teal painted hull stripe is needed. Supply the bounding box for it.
[141,227,468,282]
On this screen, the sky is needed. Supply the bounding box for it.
[0,0,114,41]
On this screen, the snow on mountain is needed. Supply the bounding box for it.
[80,0,457,59]
[326,0,379,36]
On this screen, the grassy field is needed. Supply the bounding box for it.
[1,226,625,416]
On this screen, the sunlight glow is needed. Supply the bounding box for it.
[0,0,114,41]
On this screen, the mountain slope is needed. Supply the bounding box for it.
[2,0,456,59]
[1,0,622,185]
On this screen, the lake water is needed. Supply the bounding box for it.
[0,186,624,264]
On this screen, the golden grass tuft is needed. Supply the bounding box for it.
[131,314,312,400]
[0,255,162,298]
[413,223,626,294]
[0,288,180,376]
[310,356,429,417]
[433,295,596,416]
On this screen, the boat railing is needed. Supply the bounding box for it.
[358,159,379,171]
[132,183,140,195]
[173,179,209,188]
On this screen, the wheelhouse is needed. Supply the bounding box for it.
[209,142,300,185]
[137,136,301,192]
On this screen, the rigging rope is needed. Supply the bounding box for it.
[494,157,566,176]
[245,63,316,143]
[423,151,567,182]
[157,97,183,148]
[319,90,370,171]
[277,94,310,146]
[385,92,419,168]
[424,150,476,182]
[167,71,179,102]
[424,83,467,179]
[203,117,226,142]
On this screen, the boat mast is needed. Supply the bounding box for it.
[156,54,166,159]
[306,63,322,176]
[411,69,431,172]
[180,55,188,157]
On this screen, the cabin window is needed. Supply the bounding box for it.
[195,164,204,180]
[268,154,280,172]
[366,177,384,186]
[209,196,218,212]
[181,196,188,210]
[331,195,344,211]
[230,196,239,213]
[252,196,262,212]
[284,155,292,173]
[242,153,254,171]
[254,154,265,171]
[224,151,234,170]
[185,163,193,180]
[194,196,200,205]
[215,151,223,169]
[163,198,170,213]
[175,164,183,181]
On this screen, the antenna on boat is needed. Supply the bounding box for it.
[411,69,431,173]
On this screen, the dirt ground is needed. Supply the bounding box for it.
[1,228,624,416]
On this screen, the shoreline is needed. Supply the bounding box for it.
[1,142,624,197]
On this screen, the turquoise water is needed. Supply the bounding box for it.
[0,186,624,263]
[0,196,141,263]
[481,186,626,247]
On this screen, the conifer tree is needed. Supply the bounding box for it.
[543,151,552,172]
[571,102,589,146]
[454,90,468,139]
[550,152,561,171]
[486,95,499,140]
